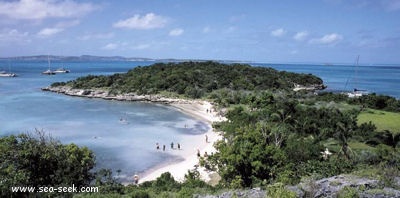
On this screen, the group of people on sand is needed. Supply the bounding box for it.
[156,142,181,151]
[197,149,210,158]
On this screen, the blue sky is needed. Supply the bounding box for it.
[0,0,399,64]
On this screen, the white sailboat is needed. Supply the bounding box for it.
[54,67,70,73]
[0,61,17,77]
[42,56,56,75]
[345,55,368,98]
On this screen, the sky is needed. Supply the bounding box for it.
[0,0,399,64]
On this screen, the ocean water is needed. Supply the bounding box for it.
[1,60,399,181]
[257,63,400,99]
[0,60,209,181]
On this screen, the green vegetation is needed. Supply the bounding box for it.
[266,183,296,198]
[337,186,359,198]
[0,130,95,197]
[3,61,400,197]
[317,92,400,113]
[52,61,323,98]
[358,109,400,133]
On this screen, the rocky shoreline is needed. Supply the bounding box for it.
[293,83,327,92]
[41,86,191,104]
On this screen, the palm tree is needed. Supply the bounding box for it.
[268,109,293,148]
[335,121,354,160]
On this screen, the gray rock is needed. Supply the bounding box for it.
[394,177,400,188]
[195,188,266,198]
[286,185,304,198]
[299,174,380,198]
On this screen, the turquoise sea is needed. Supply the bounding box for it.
[1,60,399,181]
[259,63,400,98]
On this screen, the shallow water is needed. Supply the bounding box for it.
[0,60,209,181]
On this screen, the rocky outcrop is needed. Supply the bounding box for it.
[42,86,191,104]
[195,188,266,198]
[299,175,379,197]
[195,175,400,198]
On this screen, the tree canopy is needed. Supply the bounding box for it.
[0,131,95,197]
[53,61,324,98]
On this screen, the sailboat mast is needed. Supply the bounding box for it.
[8,59,11,73]
[355,55,360,92]
[48,56,51,70]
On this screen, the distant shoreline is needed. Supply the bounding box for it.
[42,85,226,184]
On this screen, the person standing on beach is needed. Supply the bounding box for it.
[156,142,160,150]
[177,143,181,150]
[170,142,174,149]
[163,145,166,151]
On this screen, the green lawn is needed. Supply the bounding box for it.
[358,109,400,134]
[348,141,375,152]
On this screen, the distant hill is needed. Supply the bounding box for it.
[0,55,154,61]
[0,55,246,63]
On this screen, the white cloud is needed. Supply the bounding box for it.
[293,31,309,41]
[36,20,79,38]
[79,32,114,40]
[37,28,63,37]
[0,28,29,42]
[102,43,118,50]
[310,33,343,44]
[113,13,168,30]
[0,0,97,20]
[270,28,286,37]
[169,28,184,36]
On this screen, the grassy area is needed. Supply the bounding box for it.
[313,101,358,111]
[348,141,375,152]
[358,109,400,134]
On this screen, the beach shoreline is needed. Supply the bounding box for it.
[42,86,225,184]
[138,101,224,184]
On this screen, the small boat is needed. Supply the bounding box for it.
[42,56,56,75]
[54,67,70,73]
[42,69,56,75]
[344,55,368,98]
[347,88,368,98]
[0,70,17,77]
[0,61,18,77]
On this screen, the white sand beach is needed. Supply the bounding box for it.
[42,86,226,184]
[138,100,225,184]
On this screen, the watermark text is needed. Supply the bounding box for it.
[11,184,98,193]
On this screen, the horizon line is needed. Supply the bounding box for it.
[0,54,399,66]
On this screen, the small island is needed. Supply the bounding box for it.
[45,61,325,98]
